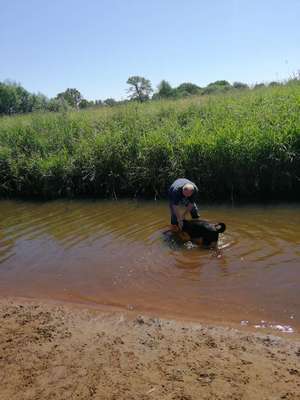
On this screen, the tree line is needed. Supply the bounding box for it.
[0,76,283,116]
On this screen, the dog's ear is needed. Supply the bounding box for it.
[215,223,226,233]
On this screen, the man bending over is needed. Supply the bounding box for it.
[168,178,200,230]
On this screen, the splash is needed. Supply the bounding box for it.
[253,320,294,333]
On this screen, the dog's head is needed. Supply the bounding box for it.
[215,222,226,233]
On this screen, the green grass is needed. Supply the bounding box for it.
[0,82,300,201]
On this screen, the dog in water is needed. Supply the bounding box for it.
[179,219,226,247]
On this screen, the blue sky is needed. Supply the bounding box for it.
[1,0,299,100]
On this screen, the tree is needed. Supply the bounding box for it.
[47,98,70,112]
[233,82,249,90]
[208,80,231,87]
[0,81,33,115]
[269,81,280,87]
[0,82,18,114]
[157,80,174,98]
[56,88,83,109]
[176,82,201,96]
[103,98,117,106]
[79,99,92,109]
[30,93,49,111]
[126,76,153,102]
[202,80,232,95]
[254,83,266,89]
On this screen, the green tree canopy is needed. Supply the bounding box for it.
[208,80,231,87]
[269,81,280,87]
[157,80,174,98]
[30,93,49,111]
[47,98,70,112]
[0,81,33,115]
[56,88,83,109]
[126,76,153,102]
[176,82,201,95]
[79,99,92,109]
[254,83,266,89]
[202,80,232,95]
[103,98,117,106]
[233,82,249,90]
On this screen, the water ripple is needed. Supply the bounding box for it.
[0,200,299,331]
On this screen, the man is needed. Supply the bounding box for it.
[168,178,200,230]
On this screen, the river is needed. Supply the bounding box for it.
[0,200,299,334]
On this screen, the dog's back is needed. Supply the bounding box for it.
[182,219,226,246]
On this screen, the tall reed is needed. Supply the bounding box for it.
[0,82,299,201]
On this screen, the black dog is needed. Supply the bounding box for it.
[182,219,226,247]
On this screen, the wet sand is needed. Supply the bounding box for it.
[1,297,299,400]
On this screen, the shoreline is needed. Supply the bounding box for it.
[1,296,299,399]
[2,293,298,338]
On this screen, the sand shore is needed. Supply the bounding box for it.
[0,297,299,400]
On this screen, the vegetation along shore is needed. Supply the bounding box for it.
[0,80,299,201]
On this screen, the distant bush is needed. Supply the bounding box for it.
[233,82,249,90]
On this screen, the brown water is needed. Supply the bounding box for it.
[0,200,299,334]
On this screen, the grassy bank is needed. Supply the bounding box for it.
[0,82,299,201]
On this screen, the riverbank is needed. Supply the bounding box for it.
[1,81,300,201]
[1,297,299,400]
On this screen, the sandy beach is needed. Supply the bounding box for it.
[0,297,299,400]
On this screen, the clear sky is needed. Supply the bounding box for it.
[1,0,299,101]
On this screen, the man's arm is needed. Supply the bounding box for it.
[182,202,198,219]
[171,204,183,229]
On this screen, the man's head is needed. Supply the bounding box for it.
[182,183,194,198]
